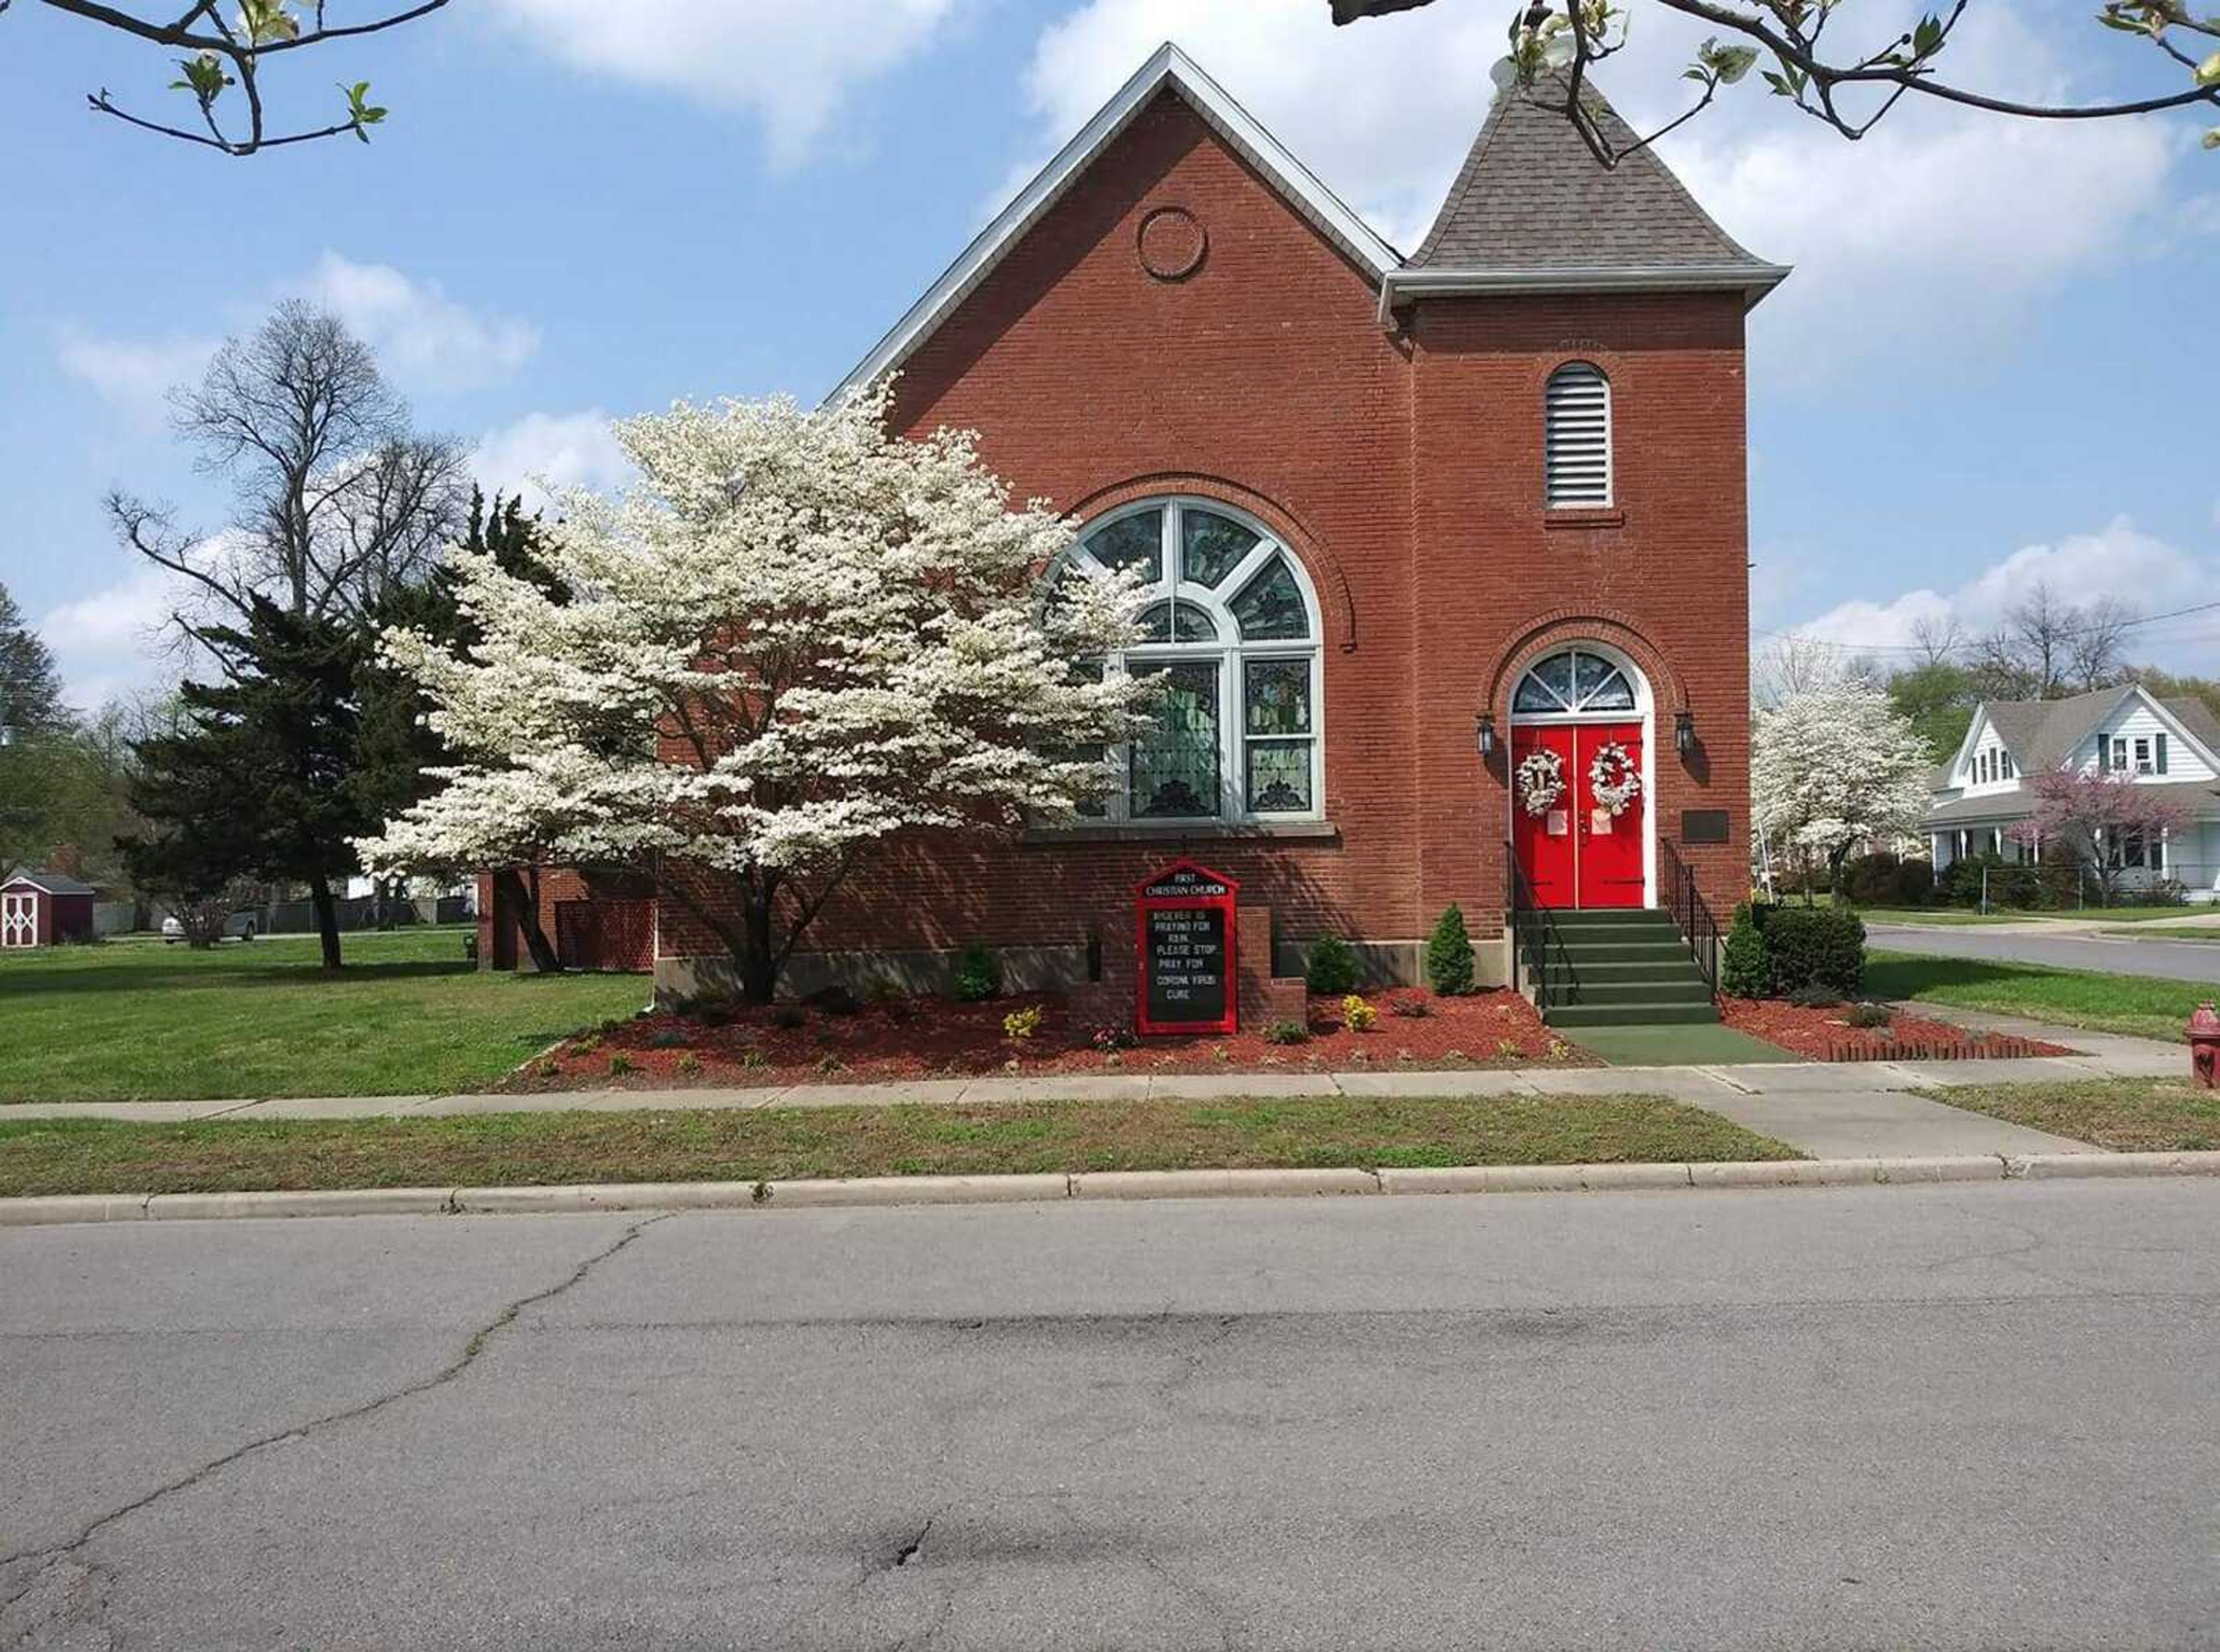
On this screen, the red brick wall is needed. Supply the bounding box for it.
[658,87,1752,967]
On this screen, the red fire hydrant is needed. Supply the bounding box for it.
[2192,1002,2220,1090]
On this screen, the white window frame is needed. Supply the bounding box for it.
[1544,361,1614,509]
[1056,497,1326,827]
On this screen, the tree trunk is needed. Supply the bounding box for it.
[308,869,342,969]
[741,886,778,1005]
[493,867,561,972]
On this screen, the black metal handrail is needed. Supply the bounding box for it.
[1505,840,1578,1013]
[1659,838,1721,997]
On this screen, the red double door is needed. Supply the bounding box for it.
[1511,723,1646,910]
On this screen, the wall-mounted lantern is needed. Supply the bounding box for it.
[1476,712,1498,760]
[1674,708,1696,757]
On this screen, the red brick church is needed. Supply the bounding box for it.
[495,44,1785,1021]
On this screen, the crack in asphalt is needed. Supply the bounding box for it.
[0,1214,668,1634]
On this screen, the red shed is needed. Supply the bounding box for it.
[1,869,97,949]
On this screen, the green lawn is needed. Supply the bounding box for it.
[0,930,649,1103]
[1852,908,2032,927]
[0,1092,1799,1198]
[2058,906,2219,923]
[1867,951,2210,1044]
[1930,1079,2220,1153]
[1855,906,2208,927]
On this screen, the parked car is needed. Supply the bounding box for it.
[162,910,258,943]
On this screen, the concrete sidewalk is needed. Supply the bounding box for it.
[2,1012,2191,1163]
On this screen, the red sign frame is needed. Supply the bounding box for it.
[1134,858,1240,1038]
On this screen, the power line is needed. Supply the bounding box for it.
[1755,595,2220,655]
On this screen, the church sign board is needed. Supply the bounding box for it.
[1135,859,1239,1038]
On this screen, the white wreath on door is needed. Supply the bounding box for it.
[1589,740,1642,817]
[1515,749,1567,818]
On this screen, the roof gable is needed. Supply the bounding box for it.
[3,868,94,896]
[1401,76,1786,303]
[834,43,1400,401]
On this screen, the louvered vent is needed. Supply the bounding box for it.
[1545,362,1612,508]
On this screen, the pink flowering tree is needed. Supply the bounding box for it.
[2010,769,2193,905]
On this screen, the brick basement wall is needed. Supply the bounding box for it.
[656,88,1753,986]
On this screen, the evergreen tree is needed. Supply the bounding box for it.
[123,600,375,968]
[0,580,64,739]
[1721,904,1770,999]
[1424,903,1476,996]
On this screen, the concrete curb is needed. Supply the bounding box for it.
[5,1151,2219,1227]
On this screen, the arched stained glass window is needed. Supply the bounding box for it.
[1055,498,1324,823]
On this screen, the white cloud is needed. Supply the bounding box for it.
[35,536,247,711]
[55,329,217,428]
[483,0,957,166]
[1790,517,2220,672]
[297,254,540,393]
[471,409,632,513]
[1017,1,2193,377]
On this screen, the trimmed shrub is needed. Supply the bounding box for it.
[1304,936,1362,995]
[1721,903,1769,999]
[1841,851,1935,909]
[1759,904,1866,997]
[952,942,1003,1003]
[1262,1019,1309,1046]
[1845,1002,1893,1030]
[1423,903,1477,997]
[1786,981,1842,1009]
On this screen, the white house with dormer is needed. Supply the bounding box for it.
[1925,683,2220,900]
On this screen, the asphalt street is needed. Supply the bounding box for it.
[6,1184,2219,1650]
[1870,921,2220,984]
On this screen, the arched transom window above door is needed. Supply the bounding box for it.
[1512,648,1642,719]
[1056,498,1323,824]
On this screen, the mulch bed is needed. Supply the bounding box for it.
[1719,998,2076,1062]
[500,987,1596,1093]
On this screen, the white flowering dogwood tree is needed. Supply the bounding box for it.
[1753,679,1934,890]
[358,381,1149,1002]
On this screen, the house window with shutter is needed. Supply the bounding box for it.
[1545,362,1612,508]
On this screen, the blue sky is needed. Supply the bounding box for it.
[4,0,2215,709]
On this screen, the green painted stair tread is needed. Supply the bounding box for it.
[1567,1023,1800,1066]
[1564,979,1714,1006]
[1544,1001,1720,1028]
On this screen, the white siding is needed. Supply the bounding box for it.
[2075,701,2217,782]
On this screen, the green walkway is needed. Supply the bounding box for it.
[1568,1024,1803,1068]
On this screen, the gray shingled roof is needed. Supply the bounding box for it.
[1412,77,1775,272]
[2,868,95,896]
[1973,685,2216,775]
[2164,695,2220,758]
[1928,778,2220,828]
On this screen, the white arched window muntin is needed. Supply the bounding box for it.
[1055,497,1324,825]
[1509,645,1648,722]
[1544,361,1613,509]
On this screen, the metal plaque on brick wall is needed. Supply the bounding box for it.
[1681,810,1730,846]
[1135,860,1240,1037]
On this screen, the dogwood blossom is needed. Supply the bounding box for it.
[357,381,1149,999]
[1752,680,1934,879]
